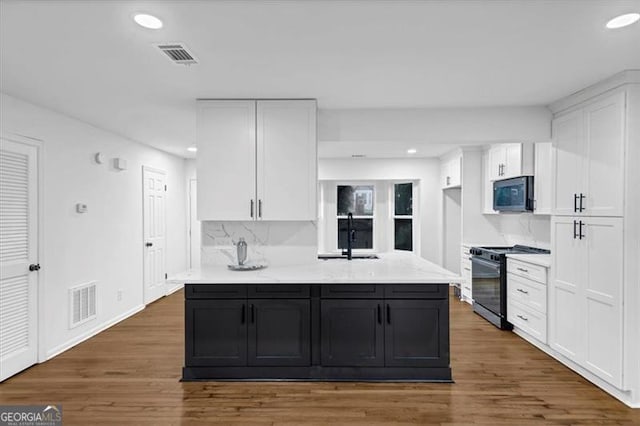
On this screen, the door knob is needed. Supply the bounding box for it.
[145,242,153,247]
[29,264,41,272]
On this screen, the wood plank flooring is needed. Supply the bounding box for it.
[1,289,638,425]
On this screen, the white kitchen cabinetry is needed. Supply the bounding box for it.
[552,91,625,217]
[550,216,623,388]
[507,258,549,344]
[197,100,256,221]
[440,152,461,189]
[533,142,552,215]
[482,151,497,214]
[460,244,472,304]
[197,99,317,221]
[487,143,534,181]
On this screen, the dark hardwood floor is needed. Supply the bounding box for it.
[1,289,638,425]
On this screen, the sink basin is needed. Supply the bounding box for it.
[317,254,379,260]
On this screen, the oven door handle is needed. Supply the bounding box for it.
[471,257,501,271]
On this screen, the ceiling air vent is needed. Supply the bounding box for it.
[156,43,198,65]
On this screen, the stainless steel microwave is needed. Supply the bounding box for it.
[493,176,534,212]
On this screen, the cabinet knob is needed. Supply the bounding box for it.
[29,263,41,272]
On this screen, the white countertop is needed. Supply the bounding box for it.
[505,253,552,268]
[169,252,461,285]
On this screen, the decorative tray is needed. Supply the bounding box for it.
[227,262,268,271]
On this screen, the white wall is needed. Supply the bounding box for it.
[1,93,188,359]
[319,158,442,264]
[319,106,551,144]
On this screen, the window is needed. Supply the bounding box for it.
[393,183,413,251]
[337,185,374,250]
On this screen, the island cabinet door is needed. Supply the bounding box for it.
[320,300,384,367]
[185,300,247,366]
[384,299,449,367]
[247,299,311,366]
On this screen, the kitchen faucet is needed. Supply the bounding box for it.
[342,212,356,260]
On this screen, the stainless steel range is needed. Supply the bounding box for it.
[470,245,549,329]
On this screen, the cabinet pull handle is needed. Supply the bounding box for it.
[579,193,585,212]
[241,304,246,324]
[464,267,470,271]
[574,193,578,213]
[516,267,529,273]
[517,288,529,295]
[250,200,254,218]
[386,304,391,325]
[517,314,529,321]
[258,199,262,218]
[377,304,382,324]
[573,220,578,239]
[579,220,585,240]
[251,304,255,324]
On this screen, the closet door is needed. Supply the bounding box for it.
[0,138,39,382]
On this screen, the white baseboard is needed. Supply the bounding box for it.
[512,327,638,409]
[46,304,145,360]
[165,282,184,296]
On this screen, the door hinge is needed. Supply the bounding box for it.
[164,185,167,191]
[165,273,168,279]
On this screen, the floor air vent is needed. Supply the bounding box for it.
[69,281,97,328]
[156,43,198,65]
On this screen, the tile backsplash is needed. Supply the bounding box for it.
[201,221,318,267]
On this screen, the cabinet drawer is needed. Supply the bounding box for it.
[186,284,247,299]
[384,284,447,299]
[507,299,547,344]
[507,259,547,284]
[507,274,547,314]
[321,284,383,299]
[248,284,310,299]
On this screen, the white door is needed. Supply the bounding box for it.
[189,179,200,269]
[552,110,584,216]
[583,217,623,387]
[550,216,583,362]
[584,92,625,217]
[0,137,39,382]
[143,167,166,305]
[196,100,256,221]
[256,100,317,221]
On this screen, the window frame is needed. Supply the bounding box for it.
[390,181,417,253]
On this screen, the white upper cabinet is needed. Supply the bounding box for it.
[256,100,317,221]
[487,143,534,181]
[552,91,625,217]
[197,99,317,221]
[533,142,552,215]
[440,152,461,189]
[583,92,625,217]
[197,100,256,221]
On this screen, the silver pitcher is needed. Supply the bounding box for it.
[236,237,248,265]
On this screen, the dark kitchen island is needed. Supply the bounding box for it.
[172,252,460,382]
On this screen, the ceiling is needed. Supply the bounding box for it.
[1,0,639,158]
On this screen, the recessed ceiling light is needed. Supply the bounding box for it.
[134,13,163,30]
[187,146,197,152]
[407,148,417,154]
[606,13,640,29]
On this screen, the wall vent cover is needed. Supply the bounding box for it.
[156,43,198,65]
[69,281,97,328]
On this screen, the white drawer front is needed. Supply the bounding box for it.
[507,273,547,314]
[508,299,547,344]
[507,259,547,284]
